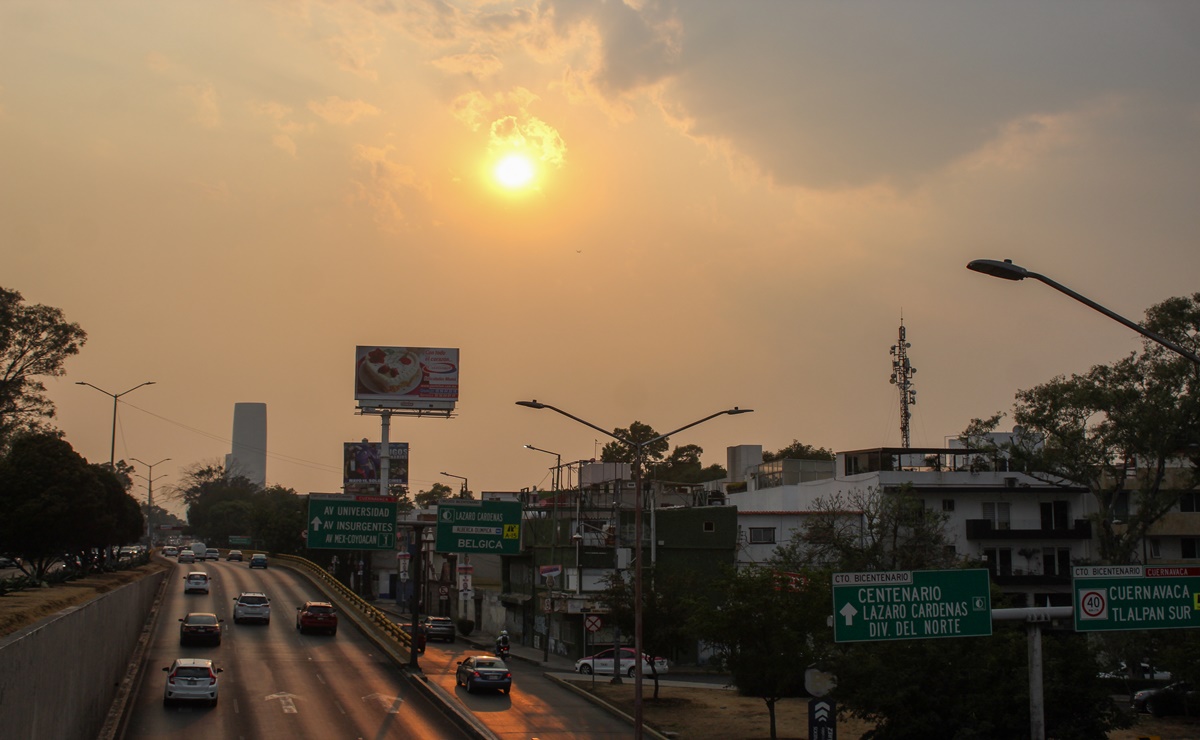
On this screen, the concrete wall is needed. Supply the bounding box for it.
[0,570,166,740]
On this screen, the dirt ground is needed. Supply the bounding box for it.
[580,681,1200,740]
[0,562,168,637]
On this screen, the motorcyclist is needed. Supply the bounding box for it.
[495,629,510,655]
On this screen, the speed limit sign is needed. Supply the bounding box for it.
[1079,588,1108,620]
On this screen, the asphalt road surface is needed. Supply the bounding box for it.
[120,559,471,740]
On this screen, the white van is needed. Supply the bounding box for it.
[189,542,207,559]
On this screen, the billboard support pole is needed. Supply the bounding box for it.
[380,412,391,498]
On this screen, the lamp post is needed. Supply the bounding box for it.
[439,471,468,497]
[131,457,171,546]
[516,400,753,739]
[525,444,563,661]
[75,381,156,468]
[966,259,1200,365]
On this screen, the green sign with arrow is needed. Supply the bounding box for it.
[307,493,397,551]
[832,568,992,643]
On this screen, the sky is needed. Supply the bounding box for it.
[3,1,1198,516]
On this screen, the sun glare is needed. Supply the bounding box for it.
[493,153,536,190]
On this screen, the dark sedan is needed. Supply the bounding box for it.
[421,615,455,642]
[1134,682,1196,716]
[455,655,512,694]
[179,613,223,646]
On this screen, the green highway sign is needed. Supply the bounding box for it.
[1073,565,1200,633]
[832,569,992,643]
[307,494,397,551]
[229,536,252,546]
[435,499,522,555]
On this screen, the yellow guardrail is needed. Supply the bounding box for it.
[274,554,414,652]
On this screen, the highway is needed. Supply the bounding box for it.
[120,558,470,740]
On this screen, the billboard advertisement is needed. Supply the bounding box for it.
[344,442,409,488]
[354,346,459,409]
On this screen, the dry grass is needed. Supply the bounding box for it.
[0,562,169,638]
[580,681,1200,740]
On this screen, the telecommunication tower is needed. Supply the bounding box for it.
[889,320,917,448]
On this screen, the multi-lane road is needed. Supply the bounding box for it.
[119,558,633,739]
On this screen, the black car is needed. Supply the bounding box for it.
[1134,682,1196,716]
[421,616,456,642]
[179,613,223,646]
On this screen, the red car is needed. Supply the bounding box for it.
[296,601,338,635]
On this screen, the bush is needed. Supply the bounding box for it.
[457,618,475,636]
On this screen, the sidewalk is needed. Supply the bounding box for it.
[371,599,733,690]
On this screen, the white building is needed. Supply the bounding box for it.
[226,402,267,488]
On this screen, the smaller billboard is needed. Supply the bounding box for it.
[354,346,459,410]
[344,442,409,487]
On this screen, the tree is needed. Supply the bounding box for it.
[762,439,835,463]
[599,422,669,465]
[250,485,306,554]
[649,443,727,484]
[0,432,142,580]
[690,567,832,739]
[415,482,453,508]
[0,287,87,446]
[967,293,1200,564]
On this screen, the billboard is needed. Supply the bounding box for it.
[354,346,459,410]
[344,442,409,488]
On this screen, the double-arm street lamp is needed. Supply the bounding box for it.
[966,259,1200,366]
[516,400,752,739]
[75,381,156,468]
[440,471,468,497]
[131,457,171,545]
[524,444,563,491]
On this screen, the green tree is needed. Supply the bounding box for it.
[0,287,87,446]
[599,422,670,465]
[0,432,142,580]
[415,482,454,508]
[965,294,1200,564]
[690,567,832,739]
[250,485,306,554]
[762,439,835,462]
[177,461,260,540]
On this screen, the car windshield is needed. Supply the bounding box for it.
[188,575,206,581]
[186,615,217,625]
[476,660,502,668]
[239,596,267,605]
[308,605,334,614]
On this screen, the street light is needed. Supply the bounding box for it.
[131,457,171,545]
[75,381,156,468]
[525,443,563,661]
[440,471,468,497]
[516,400,753,739]
[966,259,1200,365]
[524,444,563,491]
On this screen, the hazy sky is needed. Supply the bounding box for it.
[4,1,1198,513]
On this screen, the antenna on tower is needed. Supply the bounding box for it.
[889,317,917,448]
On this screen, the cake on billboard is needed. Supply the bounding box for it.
[354,346,459,408]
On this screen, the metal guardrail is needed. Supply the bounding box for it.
[274,554,414,653]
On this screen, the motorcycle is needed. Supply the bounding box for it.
[496,643,510,660]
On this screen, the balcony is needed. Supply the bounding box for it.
[965,519,1092,540]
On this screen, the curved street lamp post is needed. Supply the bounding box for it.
[439,471,468,497]
[75,381,156,468]
[966,259,1200,365]
[516,400,752,739]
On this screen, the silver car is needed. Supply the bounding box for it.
[232,592,271,624]
[162,658,222,706]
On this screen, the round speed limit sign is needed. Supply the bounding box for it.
[1079,588,1108,620]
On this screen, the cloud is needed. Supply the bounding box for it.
[250,101,314,157]
[451,86,566,167]
[430,52,504,78]
[181,82,222,129]
[307,96,381,125]
[351,144,432,231]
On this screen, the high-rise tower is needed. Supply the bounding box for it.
[227,402,267,487]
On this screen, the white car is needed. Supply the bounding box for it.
[183,572,210,594]
[574,647,669,677]
[162,657,222,706]
[232,592,271,624]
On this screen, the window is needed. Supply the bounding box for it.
[942,499,955,512]
[983,547,1013,576]
[1040,501,1070,530]
[1181,493,1200,513]
[1182,538,1200,559]
[982,502,1011,530]
[1041,547,1072,576]
[749,527,776,544]
[1150,539,1162,558]
[703,521,715,533]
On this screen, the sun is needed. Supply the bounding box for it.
[493,153,536,190]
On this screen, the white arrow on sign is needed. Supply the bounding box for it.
[814,702,831,722]
[310,516,323,530]
[839,602,858,625]
[363,693,404,713]
[266,692,300,714]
